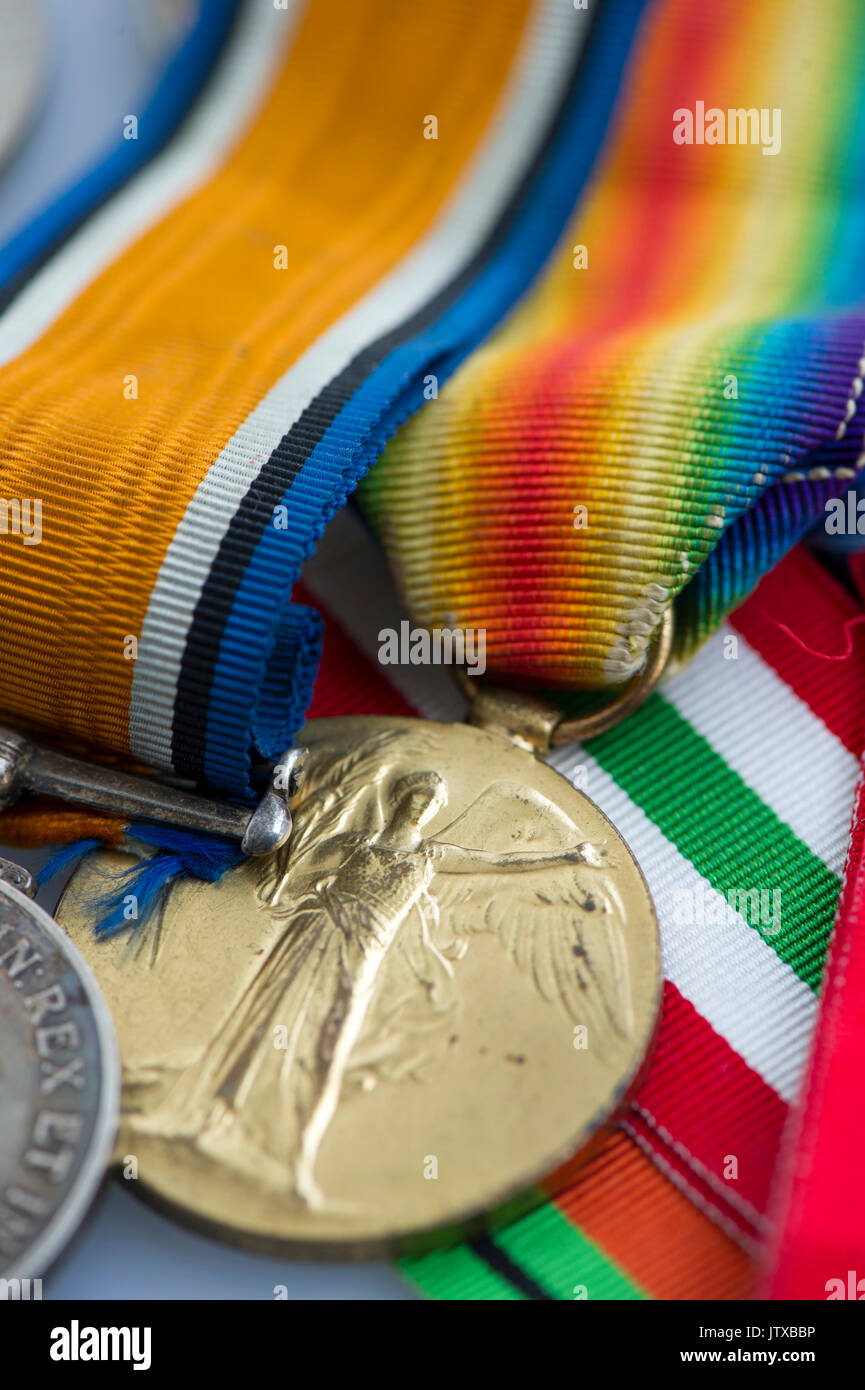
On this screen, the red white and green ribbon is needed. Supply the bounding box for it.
[301,512,863,1297]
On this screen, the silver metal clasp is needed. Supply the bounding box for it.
[0,727,307,857]
[0,855,36,897]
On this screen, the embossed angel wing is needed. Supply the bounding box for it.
[258,729,395,903]
[290,729,395,854]
[429,781,635,1058]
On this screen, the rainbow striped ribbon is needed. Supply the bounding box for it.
[359,0,865,691]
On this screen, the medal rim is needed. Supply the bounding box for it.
[0,877,120,1280]
[56,715,662,1259]
[0,0,47,173]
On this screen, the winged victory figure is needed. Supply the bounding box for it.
[135,726,634,1209]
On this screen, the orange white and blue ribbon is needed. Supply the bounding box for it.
[0,0,637,797]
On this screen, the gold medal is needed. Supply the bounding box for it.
[56,713,662,1256]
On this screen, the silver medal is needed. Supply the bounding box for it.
[0,863,118,1285]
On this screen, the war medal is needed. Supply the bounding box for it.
[0,725,308,1281]
[52,624,669,1256]
[0,859,118,1284]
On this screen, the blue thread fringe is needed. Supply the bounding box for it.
[40,826,242,937]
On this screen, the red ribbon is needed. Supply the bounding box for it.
[762,551,865,1300]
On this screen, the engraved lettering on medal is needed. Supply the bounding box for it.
[39,1056,86,1094]
[22,982,67,1023]
[0,895,104,1273]
[24,1113,85,1187]
[0,930,43,978]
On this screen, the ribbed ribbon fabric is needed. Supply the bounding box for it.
[2,0,861,782]
[0,0,239,304]
[761,547,865,1298]
[0,0,643,796]
[358,0,865,690]
[762,772,865,1300]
